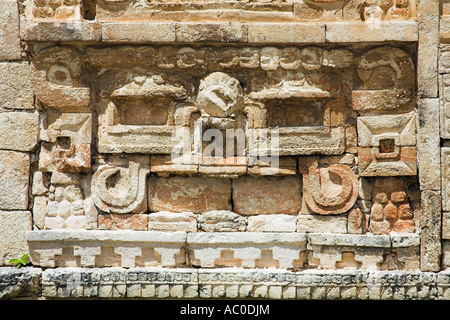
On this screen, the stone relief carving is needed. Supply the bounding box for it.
[92,156,150,214]
[299,156,359,215]
[28,43,418,230]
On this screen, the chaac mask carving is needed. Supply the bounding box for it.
[29,43,418,233]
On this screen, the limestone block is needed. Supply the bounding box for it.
[0,62,34,110]
[0,0,21,61]
[357,46,415,91]
[0,151,30,210]
[297,215,347,234]
[441,74,450,137]
[420,190,442,272]
[176,23,248,43]
[325,21,418,42]
[31,46,90,112]
[442,148,450,211]
[347,208,368,234]
[444,212,450,240]
[32,196,47,230]
[444,242,450,270]
[102,23,176,42]
[0,112,39,151]
[21,21,102,42]
[248,23,325,43]
[148,211,197,232]
[248,215,296,232]
[98,214,149,231]
[248,157,297,176]
[148,176,232,213]
[187,232,307,269]
[197,211,246,232]
[417,99,440,190]
[0,211,32,265]
[417,0,439,98]
[232,176,302,215]
[352,90,414,113]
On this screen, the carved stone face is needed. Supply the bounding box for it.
[196,72,244,118]
[260,47,280,71]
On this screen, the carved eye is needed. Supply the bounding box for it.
[56,136,71,150]
[47,64,72,86]
[379,139,395,153]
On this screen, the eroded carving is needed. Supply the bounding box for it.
[299,156,358,215]
[92,156,150,214]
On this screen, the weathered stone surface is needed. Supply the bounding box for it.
[420,190,442,272]
[297,215,347,234]
[0,211,32,265]
[0,151,30,210]
[0,267,42,299]
[148,211,197,232]
[0,112,39,151]
[98,214,149,231]
[0,62,33,110]
[233,176,302,215]
[325,21,418,42]
[417,0,439,98]
[103,23,176,43]
[177,23,248,43]
[248,23,325,43]
[417,99,440,190]
[198,211,246,232]
[248,215,296,233]
[444,212,450,240]
[21,21,101,42]
[149,176,232,213]
[0,0,21,61]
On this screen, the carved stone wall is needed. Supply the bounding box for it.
[0,0,449,300]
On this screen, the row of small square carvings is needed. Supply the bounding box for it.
[27,230,420,270]
[39,269,450,300]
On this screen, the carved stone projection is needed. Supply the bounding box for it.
[92,156,150,214]
[354,46,417,177]
[299,156,358,215]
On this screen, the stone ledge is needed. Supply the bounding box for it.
[0,267,42,299]
[325,21,419,43]
[2,267,450,299]
[26,230,420,271]
[20,20,419,44]
[37,268,450,299]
